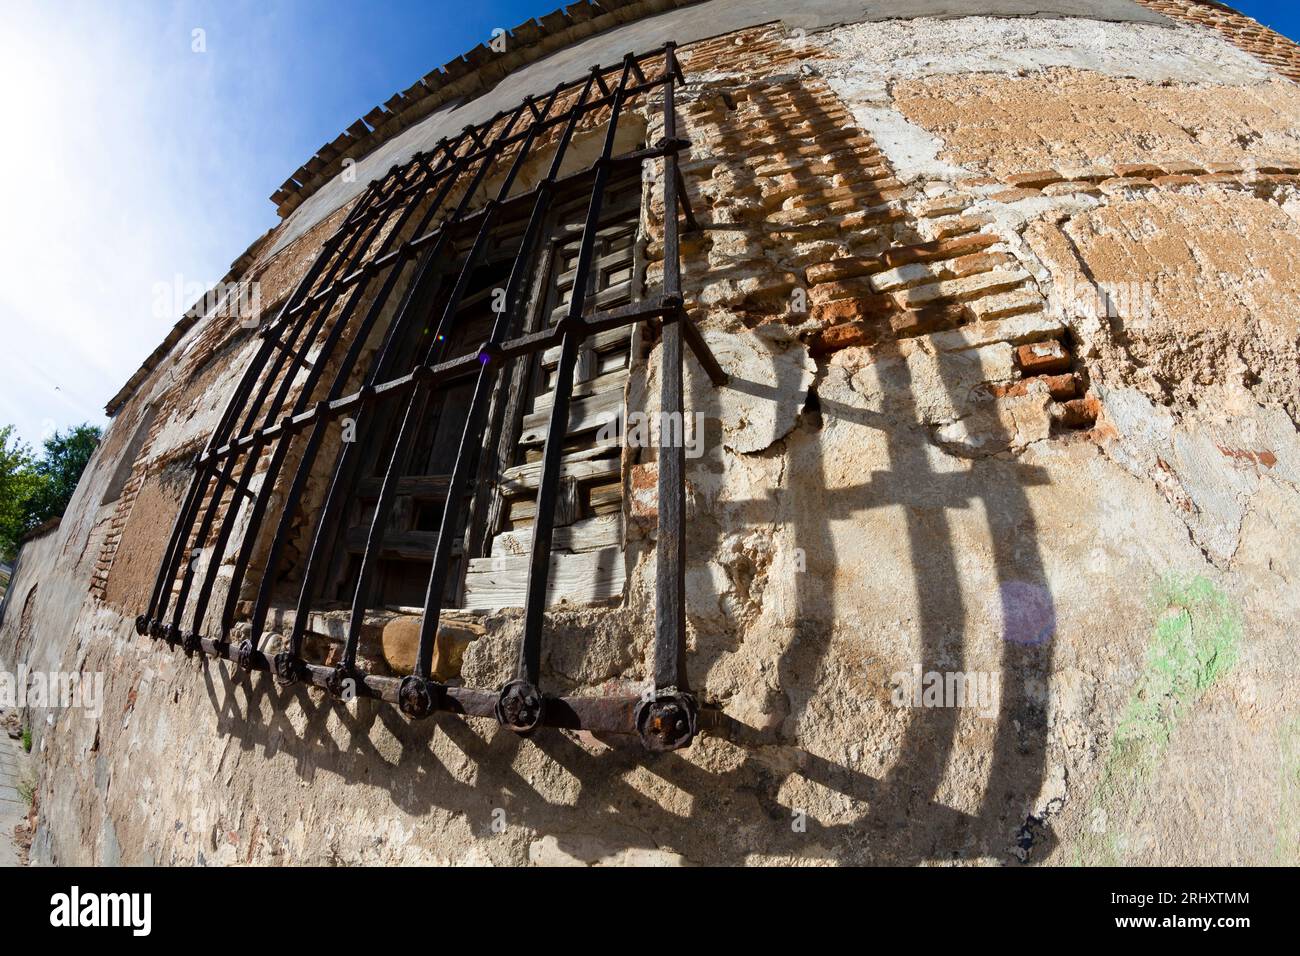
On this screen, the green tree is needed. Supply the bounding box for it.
[0,423,102,560]
[0,426,41,561]
[22,424,102,532]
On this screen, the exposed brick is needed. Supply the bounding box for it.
[1113,162,1168,179]
[1160,161,1208,176]
[809,278,876,305]
[990,188,1042,203]
[1015,339,1072,375]
[1197,172,1246,186]
[928,213,993,240]
[811,293,895,325]
[893,269,1029,308]
[1042,181,1103,197]
[1006,170,1064,189]
[1099,176,1158,195]
[809,321,879,355]
[948,251,1012,278]
[629,461,658,522]
[879,233,1000,271]
[871,250,1010,293]
[873,187,914,204]
[1254,160,1300,174]
[992,372,1080,400]
[1051,395,1101,428]
[889,304,969,338]
[1056,165,1116,182]
[916,194,972,218]
[968,289,1045,321]
[806,236,1004,287]
[806,256,882,285]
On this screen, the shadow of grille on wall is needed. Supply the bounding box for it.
[136,43,728,752]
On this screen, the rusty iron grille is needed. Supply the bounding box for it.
[136,44,727,751]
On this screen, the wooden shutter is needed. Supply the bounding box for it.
[461,180,642,610]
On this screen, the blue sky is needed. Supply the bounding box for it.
[0,0,546,449]
[0,0,1296,448]
[1238,1,1300,41]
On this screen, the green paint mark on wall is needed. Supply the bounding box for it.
[1077,575,1242,866]
[1115,575,1240,752]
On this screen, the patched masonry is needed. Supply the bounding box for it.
[3,0,1299,867]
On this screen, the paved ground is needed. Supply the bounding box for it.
[0,726,32,866]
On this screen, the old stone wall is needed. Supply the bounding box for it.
[4,6,1300,866]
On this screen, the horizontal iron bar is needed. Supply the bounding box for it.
[262,328,316,371]
[681,313,729,387]
[200,297,682,464]
[195,461,257,502]
[267,142,687,331]
[181,634,721,736]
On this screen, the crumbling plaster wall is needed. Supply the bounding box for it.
[801,14,1300,863]
[3,10,1299,866]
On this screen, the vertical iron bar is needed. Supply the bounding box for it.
[506,56,637,729]
[168,156,423,642]
[637,43,700,752]
[340,99,542,675]
[242,142,475,652]
[146,173,392,638]
[411,71,604,690]
[218,155,453,639]
[180,189,399,645]
[654,43,688,691]
[279,134,507,666]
